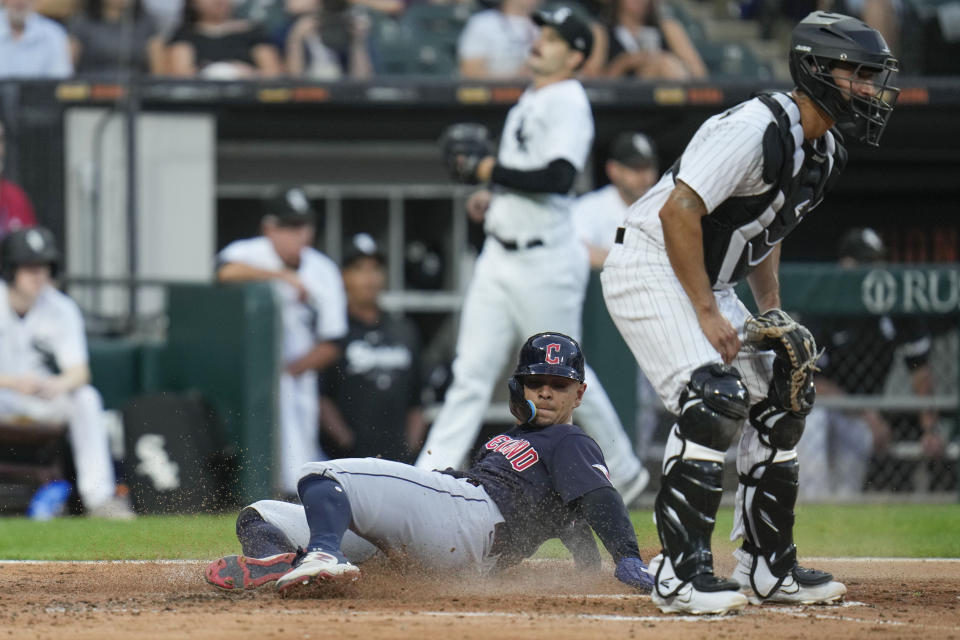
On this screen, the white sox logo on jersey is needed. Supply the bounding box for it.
[485,435,540,471]
[545,343,561,364]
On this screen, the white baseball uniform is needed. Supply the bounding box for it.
[416,79,645,494]
[218,237,347,494]
[0,281,117,509]
[601,93,841,544]
[571,184,629,252]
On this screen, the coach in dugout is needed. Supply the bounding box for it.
[217,187,347,497]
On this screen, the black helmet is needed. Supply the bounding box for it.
[513,332,585,383]
[838,227,885,263]
[789,11,899,146]
[1,226,60,282]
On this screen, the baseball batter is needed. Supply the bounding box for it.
[419,7,648,504]
[217,187,347,495]
[0,227,131,518]
[601,12,900,614]
[205,332,654,595]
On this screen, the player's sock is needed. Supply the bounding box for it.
[298,473,351,557]
[236,508,297,558]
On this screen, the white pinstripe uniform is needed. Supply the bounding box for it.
[416,79,645,494]
[218,237,347,495]
[601,93,818,545]
[0,281,118,509]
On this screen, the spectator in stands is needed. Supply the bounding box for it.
[571,131,659,270]
[279,0,373,79]
[0,118,37,242]
[0,227,134,518]
[166,0,283,79]
[68,0,165,76]
[217,187,348,497]
[320,233,427,463]
[825,0,900,54]
[0,0,73,78]
[602,0,706,80]
[797,228,946,500]
[457,0,540,78]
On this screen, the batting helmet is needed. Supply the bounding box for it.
[513,332,585,383]
[0,226,60,282]
[789,11,899,146]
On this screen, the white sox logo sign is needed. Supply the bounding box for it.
[545,343,561,364]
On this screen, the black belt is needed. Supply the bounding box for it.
[614,226,626,244]
[492,234,544,251]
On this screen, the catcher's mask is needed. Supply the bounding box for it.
[789,11,899,146]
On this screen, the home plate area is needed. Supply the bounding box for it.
[1,557,957,639]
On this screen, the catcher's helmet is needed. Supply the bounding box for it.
[0,226,60,282]
[789,11,899,146]
[513,332,585,383]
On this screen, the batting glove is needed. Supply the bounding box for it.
[614,557,654,592]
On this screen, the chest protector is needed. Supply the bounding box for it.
[679,92,847,288]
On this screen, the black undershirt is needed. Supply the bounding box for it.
[490,159,577,194]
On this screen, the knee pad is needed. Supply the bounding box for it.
[749,392,809,450]
[678,364,750,451]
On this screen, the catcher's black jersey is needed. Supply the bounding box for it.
[464,423,613,565]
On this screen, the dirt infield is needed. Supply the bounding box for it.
[1,555,958,639]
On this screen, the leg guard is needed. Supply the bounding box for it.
[734,453,844,603]
[738,457,799,596]
[653,364,749,595]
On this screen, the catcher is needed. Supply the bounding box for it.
[205,333,654,596]
[601,11,899,614]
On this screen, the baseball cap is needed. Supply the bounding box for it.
[263,187,316,227]
[533,6,593,57]
[609,132,658,170]
[838,227,886,262]
[342,232,385,269]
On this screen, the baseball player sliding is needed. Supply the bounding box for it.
[205,333,655,595]
[601,12,899,614]
[420,6,648,504]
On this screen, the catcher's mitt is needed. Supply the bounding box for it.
[438,122,493,185]
[744,309,822,414]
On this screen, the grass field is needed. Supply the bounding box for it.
[1,503,958,560]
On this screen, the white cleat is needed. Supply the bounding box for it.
[648,554,749,615]
[275,550,360,596]
[732,551,847,605]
